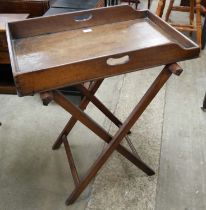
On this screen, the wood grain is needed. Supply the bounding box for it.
[13,19,172,72]
[6,6,200,96]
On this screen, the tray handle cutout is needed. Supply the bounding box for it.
[74,13,93,22]
[107,55,130,66]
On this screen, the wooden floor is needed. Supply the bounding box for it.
[155,54,206,210]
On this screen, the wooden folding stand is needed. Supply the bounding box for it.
[6,5,199,206]
[50,63,182,204]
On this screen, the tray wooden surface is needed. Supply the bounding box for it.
[6,5,200,96]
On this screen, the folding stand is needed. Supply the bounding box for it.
[49,63,183,205]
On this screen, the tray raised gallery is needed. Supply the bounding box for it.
[6,5,200,96]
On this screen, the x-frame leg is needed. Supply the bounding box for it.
[52,79,131,150]
[53,91,154,175]
[75,84,128,130]
[52,63,183,205]
[52,79,104,150]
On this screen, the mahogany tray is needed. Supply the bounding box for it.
[6,5,200,96]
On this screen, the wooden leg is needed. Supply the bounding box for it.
[40,92,53,106]
[163,0,202,47]
[53,78,131,150]
[196,0,202,48]
[53,90,155,176]
[201,16,206,49]
[201,92,206,111]
[156,0,166,17]
[165,0,174,21]
[135,0,139,9]
[63,135,80,187]
[75,84,131,134]
[189,0,195,37]
[189,0,195,27]
[52,80,103,150]
[53,63,183,205]
[148,0,151,9]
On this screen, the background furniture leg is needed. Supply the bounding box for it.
[165,0,174,21]
[156,0,166,17]
[196,0,202,48]
[201,16,206,49]
[201,92,206,111]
